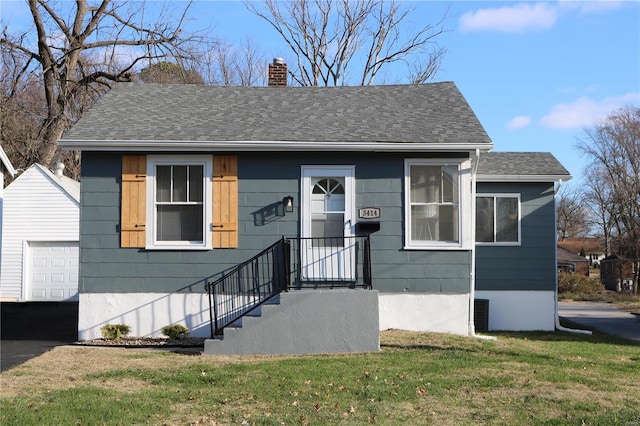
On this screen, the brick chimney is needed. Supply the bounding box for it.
[268,57,287,86]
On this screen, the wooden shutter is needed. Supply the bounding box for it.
[121,155,146,248]
[212,155,238,248]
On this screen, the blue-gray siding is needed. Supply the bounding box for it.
[79,152,471,294]
[475,182,556,291]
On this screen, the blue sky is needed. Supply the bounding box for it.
[2,1,639,186]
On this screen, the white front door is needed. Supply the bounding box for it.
[301,166,355,281]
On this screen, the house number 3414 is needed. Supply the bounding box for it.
[359,207,381,219]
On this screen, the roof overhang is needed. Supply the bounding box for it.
[476,174,572,183]
[0,147,16,176]
[58,139,494,153]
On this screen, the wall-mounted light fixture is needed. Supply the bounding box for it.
[283,196,294,213]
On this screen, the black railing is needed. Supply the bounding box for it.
[205,235,371,337]
[205,238,289,337]
[286,236,372,289]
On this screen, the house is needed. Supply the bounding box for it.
[557,237,606,266]
[0,162,80,302]
[58,60,571,351]
[600,254,636,292]
[557,246,590,276]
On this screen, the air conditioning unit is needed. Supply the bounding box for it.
[474,299,489,332]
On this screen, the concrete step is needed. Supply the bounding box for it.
[204,289,379,355]
[215,294,283,334]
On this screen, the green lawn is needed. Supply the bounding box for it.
[1,330,638,425]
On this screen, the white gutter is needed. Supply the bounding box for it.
[58,139,493,153]
[469,148,497,340]
[554,179,592,335]
[476,174,572,183]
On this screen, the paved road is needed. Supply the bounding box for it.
[558,301,640,342]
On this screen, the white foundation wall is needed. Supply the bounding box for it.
[79,290,554,340]
[78,293,211,340]
[474,290,555,331]
[378,293,470,335]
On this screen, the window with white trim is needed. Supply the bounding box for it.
[476,194,520,245]
[146,155,212,249]
[405,160,467,248]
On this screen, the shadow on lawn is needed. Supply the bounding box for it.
[380,320,638,355]
[490,321,639,347]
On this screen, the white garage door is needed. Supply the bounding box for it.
[29,241,79,301]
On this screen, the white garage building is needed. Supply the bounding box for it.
[0,162,80,302]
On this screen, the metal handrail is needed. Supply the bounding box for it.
[205,237,289,337]
[205,235,372,337]
[286,235,372,289]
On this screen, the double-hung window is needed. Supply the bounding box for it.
[476,194,520,245]
[146,155,212,249]
[405,159,470,249]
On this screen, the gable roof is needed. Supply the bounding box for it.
[558,238,605,254]
[31,164,80,203]
[59,82,493,152]
[476,152,571,182]
[557,247,589,264]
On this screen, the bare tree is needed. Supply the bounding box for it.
[137,61,205,84]
[556,185,589,241]
[1,39,55,181]
[577,105,640,294]
[195,39,267,86]
[582,166,615,256]
[1,0,211,175]
[247,0,447,86]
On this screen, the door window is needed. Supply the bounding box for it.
[311,178,345,246]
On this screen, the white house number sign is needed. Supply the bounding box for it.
[358,207,380,219]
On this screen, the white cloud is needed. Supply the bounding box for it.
[506,116,532,129]
[459,3,558,33]
[557,0,625,15]
[539,93,640,129]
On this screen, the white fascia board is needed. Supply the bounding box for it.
[0,146,16,176]
[33,164,81,204]
[59,139,493,152]
[476,174,572,183]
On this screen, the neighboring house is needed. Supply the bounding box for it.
[1,145,17,286]
[600,254,636,292]
[59,61,571,344]
[557,247,590,276]
[557,237,606,266]
[0,163,80,302]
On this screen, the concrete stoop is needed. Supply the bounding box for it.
[204,289,380,355]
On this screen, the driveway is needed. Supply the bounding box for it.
[558,301,640,342]
[1,302,78,372]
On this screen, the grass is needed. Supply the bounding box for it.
[1,330,639,425]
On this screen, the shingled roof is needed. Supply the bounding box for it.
[477,152,571,181]
[60,82,492,150]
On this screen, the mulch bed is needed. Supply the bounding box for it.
[74,337,206,348]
